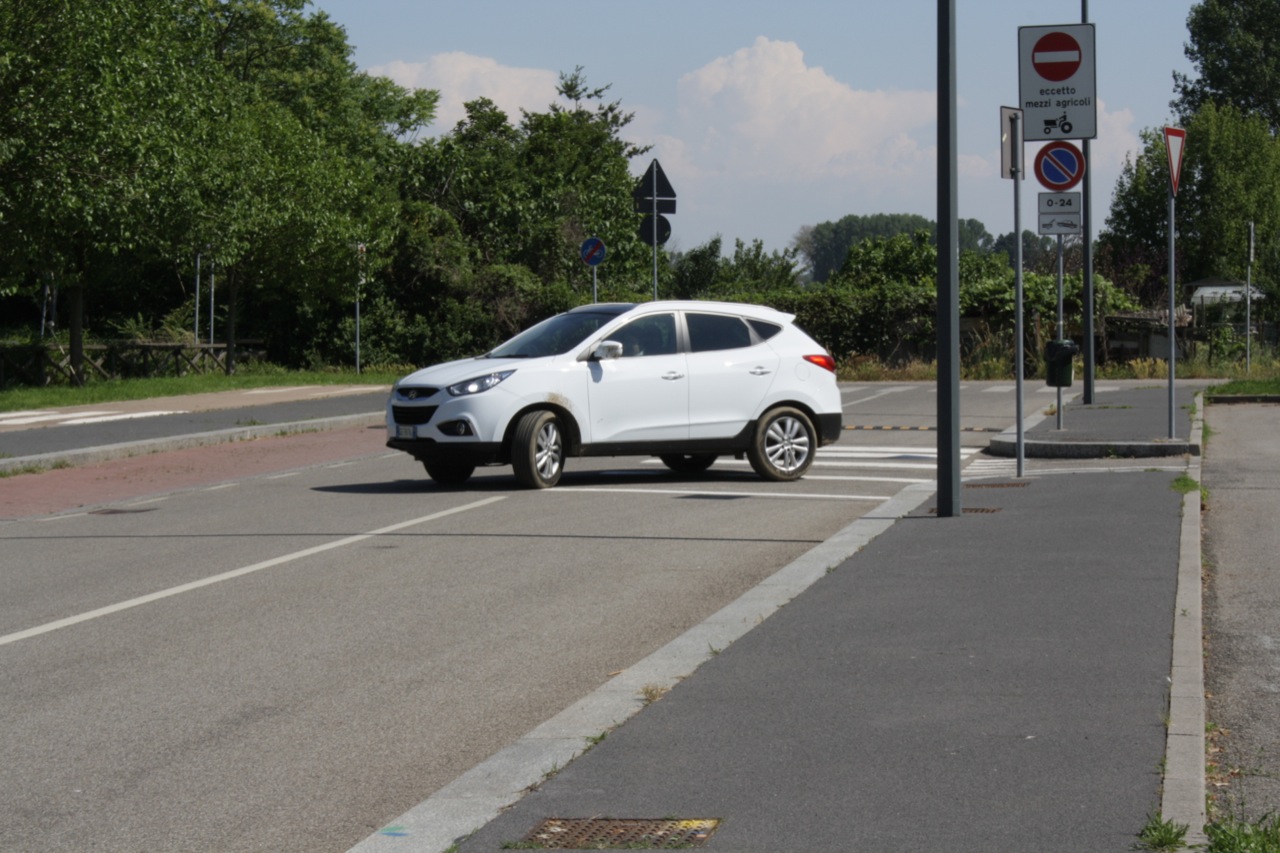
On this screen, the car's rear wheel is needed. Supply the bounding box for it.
[511,410,564,488]
[423,458,475,487]
[748,407,815,481]
[659,453,717,474]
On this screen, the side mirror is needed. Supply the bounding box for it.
[593,340,623,360]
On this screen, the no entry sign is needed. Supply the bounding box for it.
[1033,141,1086,191]
[1019,24,1096,140]
[1031,31,1082,81]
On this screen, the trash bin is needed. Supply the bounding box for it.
[1044,339,1079,387]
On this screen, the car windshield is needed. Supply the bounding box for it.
[488,311,624,358]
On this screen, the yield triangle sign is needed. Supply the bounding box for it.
[634,159,676,200]
[1164,126,1187,196]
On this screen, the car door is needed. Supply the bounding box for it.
[684,311,780,439]
[585,313,689,444]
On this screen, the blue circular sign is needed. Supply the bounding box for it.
[1033,141,1085,191]
[579,237,606,267]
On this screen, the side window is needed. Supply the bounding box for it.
[686,313,753,352]
[612,314,677,358]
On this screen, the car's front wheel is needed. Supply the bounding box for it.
[423,458,475,487]
[748,407,815,481]
[659,453,717,474]
[511,410,564,488]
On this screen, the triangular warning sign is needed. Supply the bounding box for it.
[634,159,676,200]
[1164,126,1187,196]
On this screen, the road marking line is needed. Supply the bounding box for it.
[549,487,888,501]
[841,386,913,408]
[0,496,505,648]
[60,410,187,425]
[801,474,932,484]
[0,410,119,425]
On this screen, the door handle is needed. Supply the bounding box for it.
[662,372,685,380]
[749,366,773,376]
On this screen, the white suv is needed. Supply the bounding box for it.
[386,300,843,488]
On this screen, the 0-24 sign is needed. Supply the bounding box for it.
[1038,191,1081,235]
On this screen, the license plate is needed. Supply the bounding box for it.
[396,425,415,439]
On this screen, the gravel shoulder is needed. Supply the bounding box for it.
[1202,402,1280,821]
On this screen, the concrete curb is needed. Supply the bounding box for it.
[0,413,384,475]
[1162,391,1207,844]
[346,483,939,853]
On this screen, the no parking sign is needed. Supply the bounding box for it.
[1033,140,1086,191]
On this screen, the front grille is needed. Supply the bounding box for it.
[395,386,438,401]
[392,405,438,426]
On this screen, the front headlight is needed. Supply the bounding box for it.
[447,370,515,396]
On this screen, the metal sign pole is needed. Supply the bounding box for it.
[1056,234,1065,430]
[1247,221,1254,374]
[1168,187,1177,439]
[194,253,201,345]
[651,163,659,301]
[1012,111,1025,477]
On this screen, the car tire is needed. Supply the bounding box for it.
[748,407,815,481]
[423,458,475,487]
[511,410,564,488]
[659,453,717,474]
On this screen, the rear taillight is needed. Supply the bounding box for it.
[804,354,837,373]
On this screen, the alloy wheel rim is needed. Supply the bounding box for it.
[535,422,562,479]
[765,416,810,473]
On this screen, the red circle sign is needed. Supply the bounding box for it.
[1032,31,1082,82]
[1033,141,1086,191]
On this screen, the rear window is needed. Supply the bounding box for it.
[686,313,753,352]
[747,319,782,341]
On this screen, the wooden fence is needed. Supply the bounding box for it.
[0,342,265,387]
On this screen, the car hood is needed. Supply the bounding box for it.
[395,356,539,390]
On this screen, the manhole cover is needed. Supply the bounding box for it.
[522,818,720,849]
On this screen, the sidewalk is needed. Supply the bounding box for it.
[351,382,1207,853]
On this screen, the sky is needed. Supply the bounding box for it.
[308,0,1198,256]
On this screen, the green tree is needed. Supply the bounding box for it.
[794,213,992,283]
[379,69,653,365]
[1174,0,1280,131]
[1100,104,1280,308]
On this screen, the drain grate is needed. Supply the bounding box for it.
[522,818,720,849]
[88,507,158,515]
[965,481,1028,489]
[929,506,1002,514]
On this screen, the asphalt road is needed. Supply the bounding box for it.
[0,382,1032,852]
[0,381,1206,851]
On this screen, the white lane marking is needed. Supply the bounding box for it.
[202,483,237,492]
[823,446,978,457]
[801,474,933,484]
[551,487,888,501]
[0,411,119,425]
[0,496,505,648]
[841,386,914,408]
[60,410,187,425]
[265,472,300,480]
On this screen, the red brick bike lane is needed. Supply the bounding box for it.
[0,424,389,520]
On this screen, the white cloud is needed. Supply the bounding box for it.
[670,37,935,182]
[371,53,560,132]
